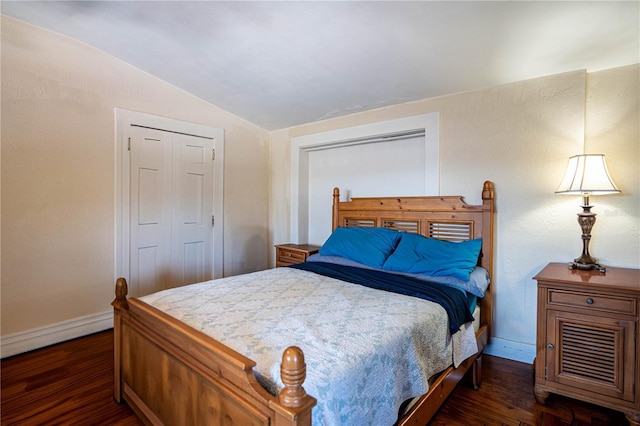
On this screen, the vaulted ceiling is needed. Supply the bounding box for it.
[2,1,638,130]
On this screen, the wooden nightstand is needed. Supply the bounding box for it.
[534,262,640,425]
[275,244,320,267]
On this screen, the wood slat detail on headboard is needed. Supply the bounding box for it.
[382,219,420,233]
[427,221,474,241]
[344,217,376,228]
[332,181,496,338]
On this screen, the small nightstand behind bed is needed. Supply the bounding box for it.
[275,244,320,267]
[534,263,640,425]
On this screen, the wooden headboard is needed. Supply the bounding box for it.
[331,181,495,335]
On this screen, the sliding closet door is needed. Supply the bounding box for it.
[307,136,427,245]
[289,113,439,246]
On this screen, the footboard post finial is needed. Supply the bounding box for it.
[280,346,308,407]
[112,277,129,309]
[270,346,316,425]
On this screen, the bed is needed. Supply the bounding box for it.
[112,180,495,425]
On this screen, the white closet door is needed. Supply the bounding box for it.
[129,126,173,296]
[129,127,214,296]
[171,133,214,287]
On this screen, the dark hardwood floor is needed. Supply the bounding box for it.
[1,330,627,425]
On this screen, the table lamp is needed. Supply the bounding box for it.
[555,154,620,272]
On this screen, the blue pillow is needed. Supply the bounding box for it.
[382,233,482,281]
[319,227,401,268]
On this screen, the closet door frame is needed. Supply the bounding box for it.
[115,108,225,293]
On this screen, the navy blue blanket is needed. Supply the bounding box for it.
[288,262,474,333]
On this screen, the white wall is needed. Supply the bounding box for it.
[269,64,639,363]
[1,17,270,355]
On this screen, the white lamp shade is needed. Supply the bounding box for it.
[555,154,620,195]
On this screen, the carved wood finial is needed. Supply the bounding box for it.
[482,181,495,202]
[279,346,308,408]
[112,277,129,309]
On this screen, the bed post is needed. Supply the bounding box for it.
[270,346,316,426]
[474,180,495,389]
[480,180,495,338]
[332,187,340,231]
[111,277,129,404]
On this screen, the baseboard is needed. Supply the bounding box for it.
[484,337,536,364]
[1,310,113,358]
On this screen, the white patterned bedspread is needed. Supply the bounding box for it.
[141,267,478,425]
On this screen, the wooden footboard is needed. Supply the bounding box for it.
[112,278,316,426]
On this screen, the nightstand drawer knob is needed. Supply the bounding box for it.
[547,344,554,350]
[586,298,594,305]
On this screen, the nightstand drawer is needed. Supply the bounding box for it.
[548,289,637,315]
[277,250,306,264]
[275,244,321,267]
